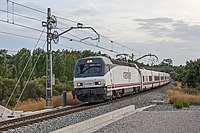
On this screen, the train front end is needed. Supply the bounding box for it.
[73,57,107,102]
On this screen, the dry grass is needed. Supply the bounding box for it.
[167,87,200,105]
[53,91,81,107]
[176,82,182,89]
[15,98,45,111]
[15,91,81,112]
[66,91,81,105]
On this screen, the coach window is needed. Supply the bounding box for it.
[143,76,145,82]
[155,76,159,81]
[149,76,152,81]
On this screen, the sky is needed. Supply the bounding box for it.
[1,0,200,65]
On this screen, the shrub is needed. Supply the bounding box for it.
[174,100,190,109]
[182,100,190,107]
[54,82,67,93]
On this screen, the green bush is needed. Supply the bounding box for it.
[174,100,190,109]
[182,101,190,107]
[54,82,67,93]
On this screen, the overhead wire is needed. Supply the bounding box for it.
[0,30,76,50]
[57,20,147,56]
[58,27,119,53]
[7,0,46,14]
[0,30,45,41]
[4,0,148,58]
[0,9,43,22]
[0,19,44,33]
[2,0,154,62]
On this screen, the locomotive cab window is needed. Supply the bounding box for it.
[74,58,106,78]
[77,63,101,74]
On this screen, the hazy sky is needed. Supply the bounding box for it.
[1,0,200,65]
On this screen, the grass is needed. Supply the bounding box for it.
[15,91,81,111]
[15,98,45,111]
[173,100,190,109]
[166,83,200,106]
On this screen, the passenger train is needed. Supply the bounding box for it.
[72,56,170,102]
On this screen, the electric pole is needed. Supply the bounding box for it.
[42,8,57,108]
[42,8,99,109]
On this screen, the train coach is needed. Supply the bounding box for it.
[72,56,170,102]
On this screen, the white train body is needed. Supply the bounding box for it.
[73,56,170,102]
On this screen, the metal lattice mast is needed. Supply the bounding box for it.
[42,8,57,108]
[42,8,99,108]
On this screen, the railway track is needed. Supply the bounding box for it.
[0,83,173,132]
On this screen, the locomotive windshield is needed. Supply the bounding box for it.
[74,58,106,77]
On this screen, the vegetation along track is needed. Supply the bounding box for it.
[0,82,173,131]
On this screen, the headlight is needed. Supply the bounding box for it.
[95,81,101,85]
[77,82,83,86]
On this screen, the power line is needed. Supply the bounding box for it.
[7,0,46,14]
[101,35,146,54]
[57,21,146,56]
[0,30,45,41]
[0,9,42,22]
[0,30,76,50]
[0,18,117,54]
[60,35,119,53]
[4,0,147,57]
[2,1,151,61]
[7,0,80,24]
[0,19,44,33]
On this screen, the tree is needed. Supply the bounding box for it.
[0,77,19,106]
[14,48,33,91]
[14,48,32,80]
[32,48,46,78]
[81,50,93,58]
[21,80,45,100]
[0,49,8,78]
[179,59,200,88]
[160,58,173,66]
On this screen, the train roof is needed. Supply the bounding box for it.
[80,56,135,67]
[79,56,113,64]
[78,56,170,75]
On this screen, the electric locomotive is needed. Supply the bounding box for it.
[72,56,170,102]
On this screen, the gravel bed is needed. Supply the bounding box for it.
[145,104,200,111]
[8,83,174,133]
[94,110,200,133]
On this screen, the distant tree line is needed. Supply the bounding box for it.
[172,59,200,89]
[147,58,200,89]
